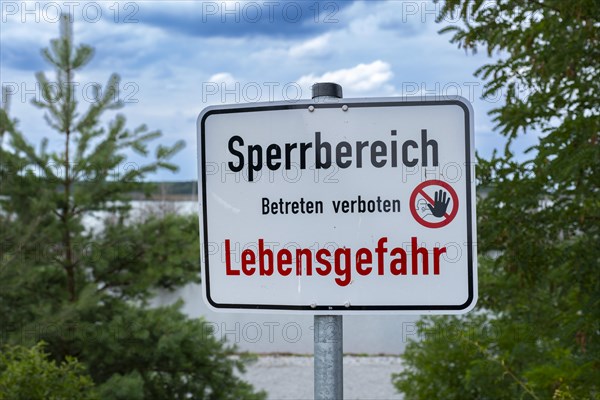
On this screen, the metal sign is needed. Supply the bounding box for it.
[197,96,477,313]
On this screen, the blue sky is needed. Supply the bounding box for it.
[0,0,534,181]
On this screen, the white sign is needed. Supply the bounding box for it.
[197,97,477,313]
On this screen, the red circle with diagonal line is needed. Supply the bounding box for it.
[410,180,459,228]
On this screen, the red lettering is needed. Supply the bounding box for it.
[390,247,407,275]
[356,248,372,276]
[411,236,429,275]
[433,247,446,275]
[258,239,274,276]
[241,249,256,275]
[334,248,352,286]
[376,237,388,275]
[316,248,332,276]
[225,239,240,275]
[296,248,313,276]
[222,236,444,283]
[277,249,292,276]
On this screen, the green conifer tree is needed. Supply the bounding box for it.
[0,15,265,399]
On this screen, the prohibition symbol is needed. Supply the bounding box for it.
[410,180,459,228]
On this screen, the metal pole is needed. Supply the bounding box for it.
[312,82,344,400]
[314,314,343,399]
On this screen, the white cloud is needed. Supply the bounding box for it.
[207,72,236,86]
[288,33,331,58]
[248,33,332,64]
[297,60,394,95]
[1,2,501,180]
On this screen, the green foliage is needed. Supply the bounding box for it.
[91,213,201,300]
[0,342,97,400]
[30,300,265,400]
[394,1,599,399]
[0,15,264,399]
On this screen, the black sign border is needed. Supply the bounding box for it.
[199,99,475,312]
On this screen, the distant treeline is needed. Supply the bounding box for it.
[129,181,198,201]
[0,180,198,200]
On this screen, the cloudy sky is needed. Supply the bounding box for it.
[1,0,533,180]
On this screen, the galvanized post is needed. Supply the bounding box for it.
[314,314,343,399]
[312,82,344,400]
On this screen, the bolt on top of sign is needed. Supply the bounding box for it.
[197,95,477,314]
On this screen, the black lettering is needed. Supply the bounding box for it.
[336,141,352,168]
[285,142,297,169]
[390,130,398,167]
[248,144,262,181]
[402,140,418,167]
[266,144,281,170]
[332,200,341,213]
[315,132,331,169]
[356,140,369,168]
[228,129,440,179]
[371,141,387,167]
[383,199,391,212]
[341,200,350,213]
[421,129,439,167]
[300,142,312,169]
[228,136,244,172]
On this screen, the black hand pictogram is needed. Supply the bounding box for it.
[427,190,451,218]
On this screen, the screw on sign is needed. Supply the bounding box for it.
[410,180,459,228]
